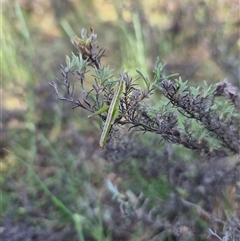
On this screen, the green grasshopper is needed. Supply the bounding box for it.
[88,76,124,147]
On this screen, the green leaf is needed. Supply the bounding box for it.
[65,55,71,71]
[93,66,114,86]
[202,81,215,98]
[175,77,189,94]
[136,69,150,88]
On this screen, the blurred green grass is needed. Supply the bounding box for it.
[2,0,239,240]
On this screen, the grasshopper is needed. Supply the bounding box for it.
[89,76,124,148]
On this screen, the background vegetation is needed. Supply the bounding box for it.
[2,0,239,240]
